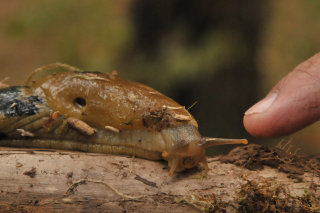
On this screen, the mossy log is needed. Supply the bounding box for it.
[0,145,319,212]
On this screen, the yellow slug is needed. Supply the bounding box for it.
[0,63,247,176]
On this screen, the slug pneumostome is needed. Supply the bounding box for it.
[0,63,247,176]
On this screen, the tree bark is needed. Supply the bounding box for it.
[0,146,319,213]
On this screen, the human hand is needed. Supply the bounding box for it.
[243,53,320,137]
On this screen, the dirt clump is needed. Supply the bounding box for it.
[23,167,37,178]
[220,144,320,180]
[142,107,189,131]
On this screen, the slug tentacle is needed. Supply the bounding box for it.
[0,63,248,176]
[200,137,248,148]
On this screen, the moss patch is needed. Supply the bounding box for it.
[236,179,320,213]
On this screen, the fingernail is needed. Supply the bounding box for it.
[245,92,278,115]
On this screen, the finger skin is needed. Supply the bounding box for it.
[243,52,320,137]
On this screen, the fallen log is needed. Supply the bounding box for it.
[0,145,319,212]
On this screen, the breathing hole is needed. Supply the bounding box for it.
[74,97,86,108]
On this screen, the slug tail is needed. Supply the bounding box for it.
[201,137,248,149]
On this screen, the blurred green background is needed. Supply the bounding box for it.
[0,0,320,155]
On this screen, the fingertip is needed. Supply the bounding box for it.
[243,113,273,138]
[243,92,280,138]
[243,52,320,138]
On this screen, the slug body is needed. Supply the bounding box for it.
[0,64,247,175]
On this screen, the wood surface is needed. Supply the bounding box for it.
[0,146,319,212]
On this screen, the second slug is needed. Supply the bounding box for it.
[0,63,247,176]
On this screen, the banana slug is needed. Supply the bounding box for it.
[0,63,247,176]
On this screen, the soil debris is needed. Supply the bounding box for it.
[104,125,120,133]
[66,172,73,178]
[142,107,189,131]
[134,175,157,188]
[23,167,36,178]
[162,105,185,110]
[16,129,35,137]
[15,162,23,168]
[67,117,96,136]
[220,144,320,180]
[173,114,191,121]
[72,73,110,82]
[143,108,175,131]
[42,111,60,129]
[10,103,17,108]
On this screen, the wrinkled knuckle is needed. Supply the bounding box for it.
[295,63,320,86]
[313,52,320,59]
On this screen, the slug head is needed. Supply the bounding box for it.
[162,140,207,176]
[163,137,248,176]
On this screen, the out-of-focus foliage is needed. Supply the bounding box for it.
[259,0,320,92]
[1,0,132,82]
[124,29,248,92]
[1,0,249,92]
